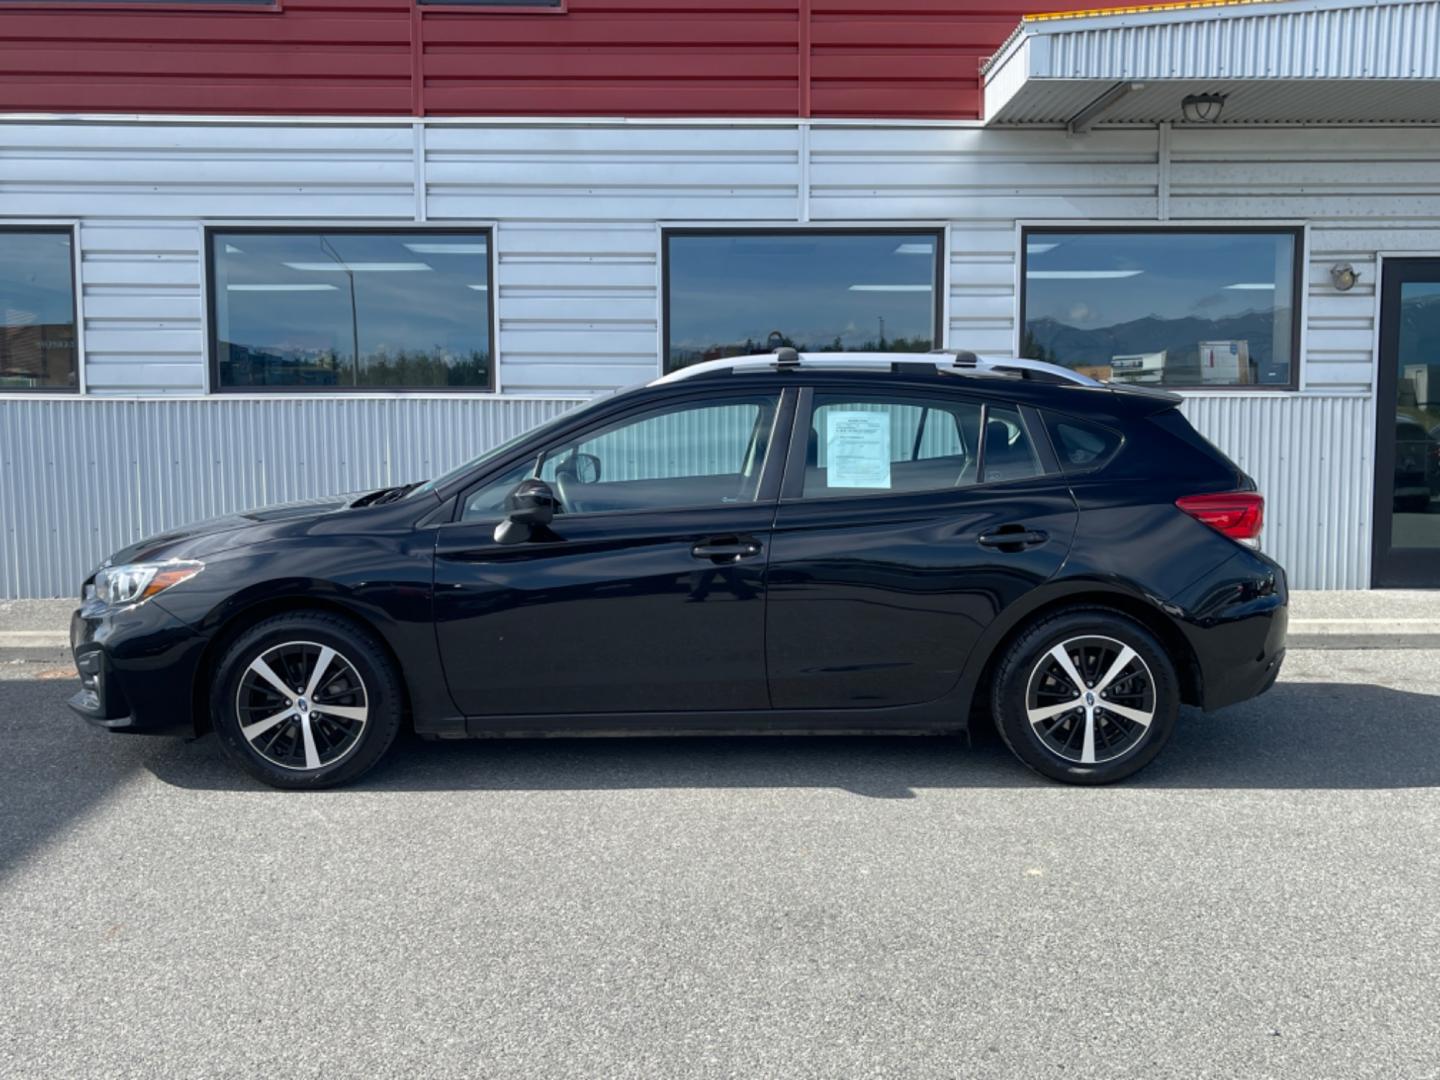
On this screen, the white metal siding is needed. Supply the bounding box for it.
[424,125,803,221]
[0,123,416,219]
[493,222,660,393]
[807,126,1159,222]
[79,221,207,395]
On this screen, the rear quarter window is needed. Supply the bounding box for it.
[1044,413,1124,473]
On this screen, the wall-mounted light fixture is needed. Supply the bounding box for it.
[1180,93,1227,123]
[1330,263,1361,291]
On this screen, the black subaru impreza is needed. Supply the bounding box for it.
[69,351,1286,789]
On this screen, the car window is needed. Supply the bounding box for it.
[800,394,985,499]
[1045,414,1124,473]
[521,395,781,516]
[460,457,540,521]
[981,406,1042,483]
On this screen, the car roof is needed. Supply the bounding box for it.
[639,354,1177,418]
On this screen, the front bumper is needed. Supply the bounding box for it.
[69,597,206,733]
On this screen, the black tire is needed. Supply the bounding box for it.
[210,611,405,790]
[990,607,1179,785]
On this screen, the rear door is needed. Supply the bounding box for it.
[765,385,1078,710]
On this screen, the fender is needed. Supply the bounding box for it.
[945,575,1181,717]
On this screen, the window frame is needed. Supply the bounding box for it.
[1018,224,1305,393]
[204,225,497,395]
[779,385,1055,503]
[450,387,796,524]
[0,223,81,396]
[661,226,948,376]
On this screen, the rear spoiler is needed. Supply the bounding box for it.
[1108,383,1184,407]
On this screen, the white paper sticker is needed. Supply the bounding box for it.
[826,411,892,489]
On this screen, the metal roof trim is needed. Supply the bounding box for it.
[983,0,1438,79]
[983,0,1440,124]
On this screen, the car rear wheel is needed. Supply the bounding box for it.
[991,608,1179,784]
[211,612,404,789]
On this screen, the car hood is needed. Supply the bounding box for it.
[102,493,360,567]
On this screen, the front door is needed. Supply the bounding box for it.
[765,387,1077,709]
[1374,259,1440,586]
[434,391,788,719]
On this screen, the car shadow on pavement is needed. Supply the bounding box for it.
[131,677,1440,795]
[5,676,1440,877]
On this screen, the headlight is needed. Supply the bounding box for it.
[93,560,204,607]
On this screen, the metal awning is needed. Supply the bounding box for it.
[983,0,1440,127]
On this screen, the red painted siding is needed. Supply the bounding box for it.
[0,0,1131,119]
[420,0,802,116]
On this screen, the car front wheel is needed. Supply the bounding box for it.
[211,612,404,789]
[991,608,1180,784]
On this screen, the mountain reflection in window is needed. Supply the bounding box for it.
[665,231,943,373]
[211,231,492,391]
[1022,230,1299,388]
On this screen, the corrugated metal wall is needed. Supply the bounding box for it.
[1181,394,1373,590]
[0,391,1376,596]
[0,396,583,599]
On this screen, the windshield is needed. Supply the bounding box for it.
[410,394,614,496]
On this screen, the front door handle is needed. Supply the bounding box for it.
[692,536,763,562]
[977,528,1048,552]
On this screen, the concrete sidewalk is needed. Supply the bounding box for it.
[3,592,1437,660]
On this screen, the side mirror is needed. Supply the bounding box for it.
[493,478,558,545]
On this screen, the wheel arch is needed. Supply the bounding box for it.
[189,595,413,736]
[961,585,1204,719]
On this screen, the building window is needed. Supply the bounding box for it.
[0,229,77,392]
[209,230,493,392]
[1021,228,1302,389]
[664,230,945,374]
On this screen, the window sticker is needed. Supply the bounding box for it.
[826,411,892,489]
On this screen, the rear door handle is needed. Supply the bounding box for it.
[691,536,763,562]
[977,528,1048,551]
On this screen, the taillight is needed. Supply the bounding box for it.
[1175,491,1265,543]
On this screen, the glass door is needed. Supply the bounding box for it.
[1374,259,1440,586]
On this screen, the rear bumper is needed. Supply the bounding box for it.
[1171,551,1289,712]
[68,598,205,733]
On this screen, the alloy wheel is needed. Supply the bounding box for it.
[234,640,369,772]
[1024,634,1156,766]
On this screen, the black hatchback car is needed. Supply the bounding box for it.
[70,350,1287,789]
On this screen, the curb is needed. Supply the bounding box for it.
[0,632,68,648]
[1286,619,1440,650]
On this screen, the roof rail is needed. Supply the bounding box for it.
[651,348,1104,388]
[932,350,1104,388]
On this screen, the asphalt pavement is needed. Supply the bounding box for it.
[3,649,1440,1079]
